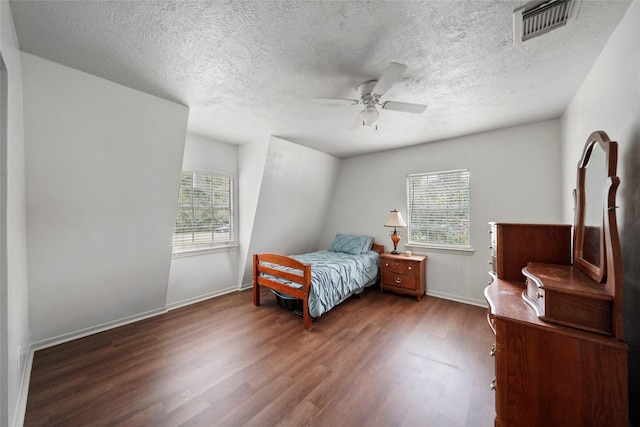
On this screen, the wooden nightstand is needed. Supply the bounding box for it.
[379,253,426,301]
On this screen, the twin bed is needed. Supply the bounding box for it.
[252,233,384,330]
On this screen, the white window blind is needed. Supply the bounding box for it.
[173,171,234,251]
[407,169,470,248]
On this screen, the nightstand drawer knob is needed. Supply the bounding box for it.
[407,266,412,270]
[394,278,402,284]
[385,262,389,267]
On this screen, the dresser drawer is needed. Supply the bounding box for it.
[522,262,613,335]
[381,258,417,275]
[381,271,416,290]
[523,277,545,317]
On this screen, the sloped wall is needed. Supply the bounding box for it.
[22,53,189,345]
[237,137,269,288]
[239,136,341,286]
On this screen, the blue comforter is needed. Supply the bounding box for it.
[270,250,380,318]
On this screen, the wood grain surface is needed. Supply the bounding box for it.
[25,288,494,426]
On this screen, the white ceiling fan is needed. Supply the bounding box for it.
[315,62,428,129]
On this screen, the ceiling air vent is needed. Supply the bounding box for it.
[514,0,578,43]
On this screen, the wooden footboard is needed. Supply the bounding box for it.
[253,253,313,329]
[253,243,384,330]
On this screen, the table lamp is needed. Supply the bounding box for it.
[384,209,407,254]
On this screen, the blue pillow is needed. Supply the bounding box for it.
[362,235,374,252]
[330,233,373,255]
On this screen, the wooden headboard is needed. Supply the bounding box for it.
[372,242,384,254]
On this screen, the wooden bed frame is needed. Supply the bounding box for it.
[252,242,384,330]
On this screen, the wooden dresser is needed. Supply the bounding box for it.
[484,132,628,426]
[379,253,426,301]
[485,274,627,427]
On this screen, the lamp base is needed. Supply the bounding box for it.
[390,228,401,255]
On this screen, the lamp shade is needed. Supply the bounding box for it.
[362,104,379,126]
[384,209,407,227]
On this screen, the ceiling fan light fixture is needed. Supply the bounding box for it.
[315,62,426,130]
[362,104,379,126]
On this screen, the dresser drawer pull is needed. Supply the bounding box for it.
[490,378,496,391]
[489,344,496,357]
[407,266,412,270]
[536,292,543,299]
[384,262,389,267]
[394,277,402,284]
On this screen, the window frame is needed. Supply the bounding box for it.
[405,169,472,253]
[172,170,237,256]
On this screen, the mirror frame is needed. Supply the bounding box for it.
[573,131,617,283]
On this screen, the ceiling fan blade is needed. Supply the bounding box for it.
[372,62,407,95]
[382,100,427,114]
[313,97,359,105]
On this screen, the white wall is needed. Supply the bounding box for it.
[166,134,239,308]
[22,53,189,346]
[240,136,341,285]
[237,137,268,287]
[322,120,564,306]
[560,2,640,423]
[0,2,30,425]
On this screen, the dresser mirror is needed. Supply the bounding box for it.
[484,130,627,425]
[573,131,618,284]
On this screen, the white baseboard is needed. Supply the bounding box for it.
[166,285,243,311]
[30,307,167,352]
[12,344,33,427]
[29,285,252,351]
[239,282,253,291]
[426,289,488,308]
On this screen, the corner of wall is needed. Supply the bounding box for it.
[1,1,32,425]
[237,137,270,287]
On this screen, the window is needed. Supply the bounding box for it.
[173,171,234,253]
[406,169,470,249]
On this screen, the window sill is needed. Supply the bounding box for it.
[172,244,238,258]
[404,244,475,256]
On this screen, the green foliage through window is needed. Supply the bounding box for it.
[173,171,234,250]
[407,170,470,248]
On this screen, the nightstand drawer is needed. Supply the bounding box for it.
[381,258,417,275]
[381,271,416,290]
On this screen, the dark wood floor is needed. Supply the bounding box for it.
[25,287,496,426]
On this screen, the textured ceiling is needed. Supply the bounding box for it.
[10,0,632,158]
